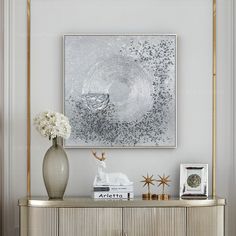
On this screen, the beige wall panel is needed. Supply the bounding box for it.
[187,206,224,236]
[59,208,122,236]
[123,207,186,236]
[28,208,58,236]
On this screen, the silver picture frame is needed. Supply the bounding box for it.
[63,34,177,148]
[180,164,208,199]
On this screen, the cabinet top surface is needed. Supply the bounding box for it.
[18,196,225,208]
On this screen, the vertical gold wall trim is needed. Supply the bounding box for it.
[27,0,31,197]
[212,0,217,197]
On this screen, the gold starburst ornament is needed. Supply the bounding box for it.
[141,174,155,199]
[156,174,171,200]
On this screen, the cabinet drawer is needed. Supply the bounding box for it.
[123,208,186,236]
[59,208,122,236]
[26,207,58,236]
[187,206,224,236]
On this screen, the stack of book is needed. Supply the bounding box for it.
[93,185,134,199]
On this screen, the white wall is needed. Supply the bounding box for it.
[30,0,213,197]
[2,0,235,235]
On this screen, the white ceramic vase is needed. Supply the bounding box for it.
[43,137,69,199]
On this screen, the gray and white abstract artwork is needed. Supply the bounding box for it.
[64,35,177,148]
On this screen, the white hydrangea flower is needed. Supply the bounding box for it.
[33,111,71,140]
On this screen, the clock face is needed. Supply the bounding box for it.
[187,174,201,188]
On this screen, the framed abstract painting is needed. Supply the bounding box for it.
[63,34,177,148]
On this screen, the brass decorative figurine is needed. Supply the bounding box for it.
[156,174,171,200]
[141,174,155,199]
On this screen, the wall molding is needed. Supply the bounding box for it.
[0,0,4,234]
[3,0,14,235]
[227,0,236,235]
[233,0,236,181]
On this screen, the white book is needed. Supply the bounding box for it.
[93,185,133,192]
[93,192,134,199]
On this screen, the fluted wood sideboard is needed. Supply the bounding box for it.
[18,197,225,236]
